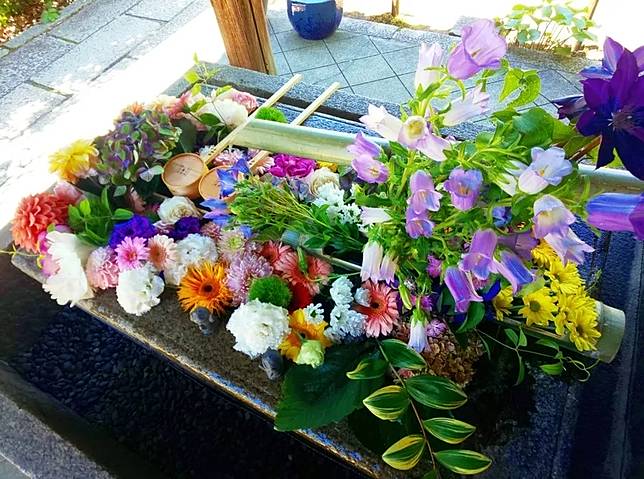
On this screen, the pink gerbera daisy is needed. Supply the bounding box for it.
[147,235,177,271]
[274,250,332,295]
[354,281,400,337]
[260,241,293,269]
[115,237,149,271]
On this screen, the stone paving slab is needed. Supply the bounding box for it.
[369,35,415,54]
[0,454,27,479]
[0,36,75,97]
[294,63,348,88]
[339,54,395,86]
[274,29,319,52]
[538,69,583,100]
[0,84,67,140]
[382,46,420,76]
[283,42,335,72]
[33,15,160,94]
[50,0,142,43]
[128,0,195,22]
[325,34,379,63]
[353,76,410,104]
[273,52,291,75]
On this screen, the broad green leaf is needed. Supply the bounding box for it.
[518,328,528,347]
[433,449,492,475]
[198,112,223,127]
[100,187,110,211]
[504,328,519,346]
[512,108,554,147]
[347,357,387,380]
[114,185,127,197]
[507,71,541,108]
[79,199,91,216]
[515,356,526,385]
[404,374,467,410]
[457,302,485,333]
[423,417,476,444]
[363,385,410,421]
[275,345,383,431]
[499,68,522,101]
[177,118,197,153]
[380,339,427,370]
[422,470,438,479]
[540,362,564,375]
[382,434,425,470]
[536,338,560,351]
[112,208,134,221]
[184,70,199,84]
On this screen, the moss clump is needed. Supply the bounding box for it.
[254,107,288,123]
[248,275,292,308]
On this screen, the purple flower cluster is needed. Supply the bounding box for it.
[108,214,156,249]
[269,153,316,178]
[405,171,441,239]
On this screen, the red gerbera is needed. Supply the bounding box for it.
[12,193,69,253]
[354,281,400,338]
[260,240,293,268]
[274,250,331,295]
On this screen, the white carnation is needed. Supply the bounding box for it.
[303,303,325,324]
[203,98,248,128]
[326,304,366,342]
[42,231,94,306]
[305,167,340,197]
[116,265,165,316]
[329,276,353,306]
[165,234,218,286]
[158,196,200,224]
[226,299,291,358]
[354,287,371,307]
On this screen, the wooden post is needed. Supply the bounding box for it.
[391,0,401,17]
[210,0,276,74]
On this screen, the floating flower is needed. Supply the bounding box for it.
[552,95,587,120]
[405,206,434,239]
[116,265,164,316]
[165,234,219,286]
[354,281,399,337]
[12,192,69,253]
[178,261,232,313]
[201,198,231,228]
[532,195,575,239]
[544,228,594,265]
[226,299,291,358]
[347,132,382,160]
[379,252,398,283]
[531,241,560,269]
[497,232,538,262]
[408,310,429,353]
[444,266,482,313]
[279,309,331,362]
[53,182,83,205]
[108,215,156,249]
[295,340,326,367]
[200,222,223,242]
[217,227,249,263]
[147,234,177,271]
[408,170,442,214]
[492,250,535,293]
[359,104,403,142]
[426,255,442,278]
[226,250,272,305]
[443,86,490,126]
[577,50,644,179]
[580,37,643,80]
[168,216,201,241]
[305,167,340,197]
[492,206,512,227]
[360,207,392,226]
[566,307,601,351]
[351,152,390,183]
[492,286,513,321]
[518,147,573,194]
[354,287,371,307]
[415,42,444,91]
[49,139,98,183]
[208,98,248,127]
[260,241,292,269]
[326,304,366,341]
[275,251,331,296]
[586,192,644,240]
[158,196,200,224]
[115,236,149,271]
[443,168,483,211]
[460,229,497,280]
[491,159,526,196]
[426,319,447,338]
[447,19,507,80]
[85,246,119,289]
[546,261,583,295]
[219,89,258,113]
[519,288,557,327]
[269,153,316,178]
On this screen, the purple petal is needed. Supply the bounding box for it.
[609,50,638,109]
[614,130,644,180]
[460,229,497,280]
[602,37,624,73]
[492,250,534,293]
[444,266,482,313]
[582,78,610,110]
[587,192,642,233]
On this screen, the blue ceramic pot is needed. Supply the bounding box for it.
[286,0,343,40]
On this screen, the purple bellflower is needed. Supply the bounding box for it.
[443,168,483,211]
[532,195,576,239]
[351,154,390,184]
[408,309,429,353]
[408,170,442,214]
[492,250,535,293]
[360,105,403,142]
[544,228,594,265]
[447,19,507,80]
[444,266,483,313]
[426,255,443,278]
[405,205,435,239]
[497,232,538,261]
[201,198,231,227]
[586,192,644,240]
[398,116,450,161]
[347,132,382,159]
[361,241,384,282]
[460,229,497,280]
[415,42,444,91]
[443,86,490,126]
[518,147,573,194]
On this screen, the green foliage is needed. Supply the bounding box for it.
[347,357,388,380]
[404,374,468,410]
[184,55,219,97]
[381,434,426,470]
[423,417,476,444]
[433,449,493,475]
[274,344,384,431]
[379,339,427,370]
[363,385,410,421]
[247,275,292,308]
[40,0,59,23]
[67,188,133,246]
[499,68,541,108]
[255,107,288,123]
[498,0,597,54]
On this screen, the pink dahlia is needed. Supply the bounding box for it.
[12,192,70,253]
[200,222,222,242]
[115,237,149,271]
[147,235,177,271]
[217,228,248,263]
[260,241,293,269]
[86,247,119,289]
[226,250,272,305]
[354,281,400,337]
[274,250,332,296]
[53,182,83,204]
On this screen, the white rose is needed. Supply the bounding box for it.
[116,265,164,316]
[203,98,248,128]
[157,196,200,225]
[305,167,340,197]
[226,299,291,358]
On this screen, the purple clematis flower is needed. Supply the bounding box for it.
[447,19,507,80]
[443,168,483,211]
[544,228,594,265]
[581,37,644,80]
[443,86,490,126]
[426,255,443,278]
[444,266,483,313]
[552,95,588,120]
[460,229,497,280]
[498,232,538,261]
[408,170,442,214]
[405,205,435,239]
[492,250,535,293]
[586,192,644,240]
[347,132,382,160]
[532,195,576,239]
[518,147,573,194]
[577,50,644,180]
[351,154,390,183]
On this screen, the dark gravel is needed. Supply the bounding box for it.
[9,308,364,479]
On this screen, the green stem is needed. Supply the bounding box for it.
[477,329,554,359]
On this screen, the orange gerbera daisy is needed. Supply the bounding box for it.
[279,309,331,361]
[177,262,232,314]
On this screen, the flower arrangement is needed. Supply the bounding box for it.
[8,25,644,478]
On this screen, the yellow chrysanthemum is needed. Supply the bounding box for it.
[531,241,560,269]
[177,262,232,314]
[49,139,98,183]
[279,309,331,361]
[546,261,583,295]
[554,293,584,335]
[566,306,601,351]
[519,288,557,327]
[316,161,337,172]
[492,286,514,321]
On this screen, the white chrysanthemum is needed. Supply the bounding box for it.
[325,304,366,342]
[303,303,325,324]
[165,234,218,286]
[305,167,340,197]
[354,287,371,307]
[42,231,94,306]
[226,299,291,358]
[158,196,200,224]
[312,183,360,225]
[330,276,353,306]
[116,265,164,316]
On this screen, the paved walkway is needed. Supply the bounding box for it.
[0,0,591,246]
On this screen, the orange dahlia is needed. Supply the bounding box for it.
[12,193,69,253]
[354,281,400,338]
[177,262,232,314]
[279,309,331,361]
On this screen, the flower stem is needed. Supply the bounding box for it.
[570,136,601,162]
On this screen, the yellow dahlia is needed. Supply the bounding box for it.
[49,140,98,183]
[279,309,331,361]
[519,288,557,327]
[546,261,583,295]
[177,262,232,314]
[492,286,513,321]
[531,241,559,269]
[566,307,601,351]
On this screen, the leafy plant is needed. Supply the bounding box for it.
[255,107,288,123]
[498,0,597,55]
[40,0,59,23]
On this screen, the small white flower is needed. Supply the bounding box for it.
[330,276,354,306]
[303,303,325,324]
[165,234,218,285]
[354,287,371,307]
[326,304,366,342]
[158,196,200,224]
[116,265,164,316]
[226,299,291,358]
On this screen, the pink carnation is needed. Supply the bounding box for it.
[86,247,119,289]
[226,250,272,305]
[115,237,149,271]
[230,90,258,113]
